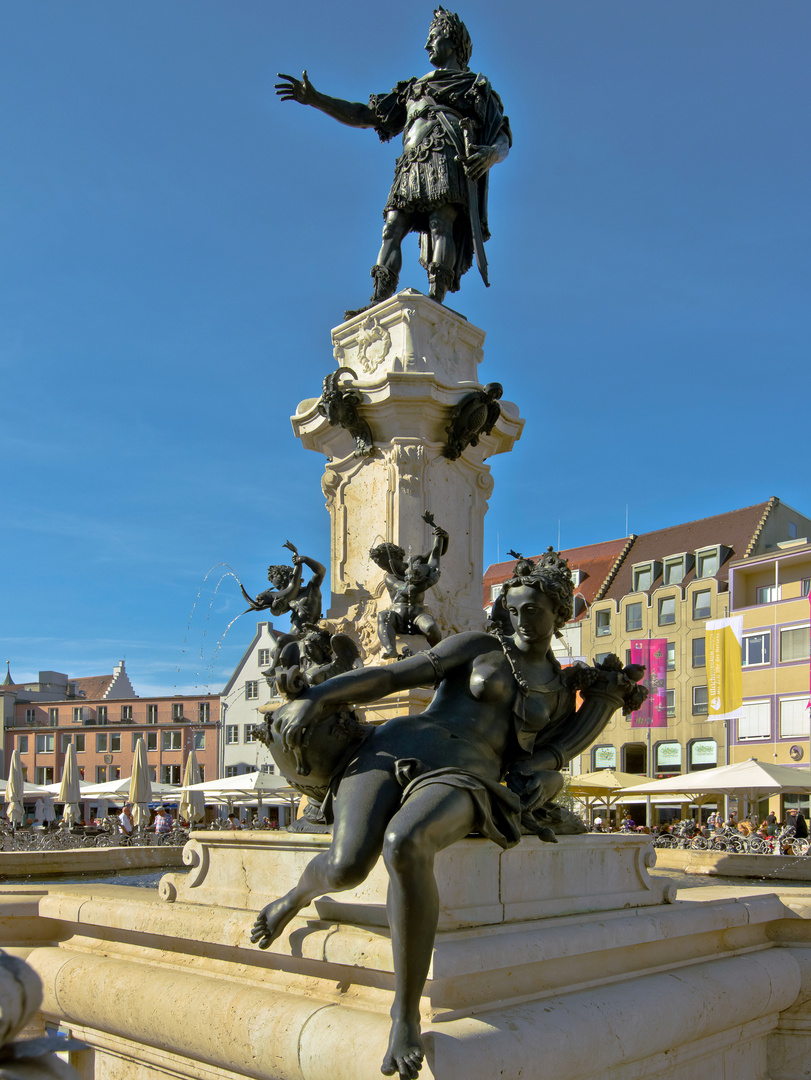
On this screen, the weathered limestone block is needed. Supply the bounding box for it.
[159,832,674,926]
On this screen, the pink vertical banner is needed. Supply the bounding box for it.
[630,638,668,728]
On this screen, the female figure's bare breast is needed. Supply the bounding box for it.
[364,648,516,775]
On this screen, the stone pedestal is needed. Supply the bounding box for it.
[4,837,811,1080]
[291,290,524,661]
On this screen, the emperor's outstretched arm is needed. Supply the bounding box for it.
[275,71,377,130]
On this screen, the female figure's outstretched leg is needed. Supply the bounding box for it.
[381,786,476,1080]
[251,766,401,948]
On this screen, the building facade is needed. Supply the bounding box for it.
[219,622,282,778]
[3,661,219,808]
[483,498,811,795]
[579,498,811,786]
[728,538,811,814]
[483,537,633,666]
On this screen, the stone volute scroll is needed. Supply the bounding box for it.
[275,7,511,315]
[443,381,503,460]
[316,367,374,458]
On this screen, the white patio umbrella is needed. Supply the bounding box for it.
[620,758,811,816]
[182,770,296,825]
[181,770,293,797]
[129,737,153,830]
[58,741,83,827]
[75,776,180,801]
[178,750,205,827]
[5,751,25,826]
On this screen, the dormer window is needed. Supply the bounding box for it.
[695,547,719,579]
[570,569,581,587]
[632,561,660,592]
[663,554,687,585]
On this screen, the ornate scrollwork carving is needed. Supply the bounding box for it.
[356,315,392,374]
[388,442,425,497]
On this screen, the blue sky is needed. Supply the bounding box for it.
[2,1,808,695]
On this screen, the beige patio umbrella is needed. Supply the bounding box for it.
[620,757,811,817]
[567,770,649,818]
[129,737,153,831]
[58,741,83,827]
[5,750,25,827]
[178,750,205,827]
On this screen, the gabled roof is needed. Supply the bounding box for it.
[601,499,773,601]
[71,674,117,699]
[483,536,632,617]
[220,621,280,694]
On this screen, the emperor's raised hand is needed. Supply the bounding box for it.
[275,70,317,106]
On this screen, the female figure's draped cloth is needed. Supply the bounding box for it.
[369,68,512,293]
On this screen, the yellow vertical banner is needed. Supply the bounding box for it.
[706,616,743,720]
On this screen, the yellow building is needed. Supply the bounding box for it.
[728,538,811,816]
[578,499,811,814]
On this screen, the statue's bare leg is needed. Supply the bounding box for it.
[413,613,442,648]
[426,205,458,303]
[251,767,401,948]
[378,610,400,659]
[381,785,476,1079]
[376,210,412,278]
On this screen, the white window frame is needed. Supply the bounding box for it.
[626,601,642,631]
[780,696,809,739]
[739,699,771,740]
[741,631,771,667]
[145,731,158,752]
[757,585,781,604]
[695,546,720,579]
[25,709,35,724]
[595,609,611,637]
[48,707,59,724]
[96,733,108,752]
[121,705,133,721]
[171,703,184,721]
[110,732,121,753]
[692,589,712,619]
[632,563,653,593]
[665,688,676,717]
[147,704,159,725]
[780,624,811,663]
[198,702,210,722]
[225,725,240,745]
[161,730,182,752]
[74,734,85,753]
[658,596,676,626]
[692,686,708,715]
[258,648,271,666]
[245,681,259,701]
[663,555,686,585]
[666,642,676,670]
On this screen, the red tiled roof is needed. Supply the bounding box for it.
[483,537,632,616]
[601,499,773,601]
[71,674,116,699]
